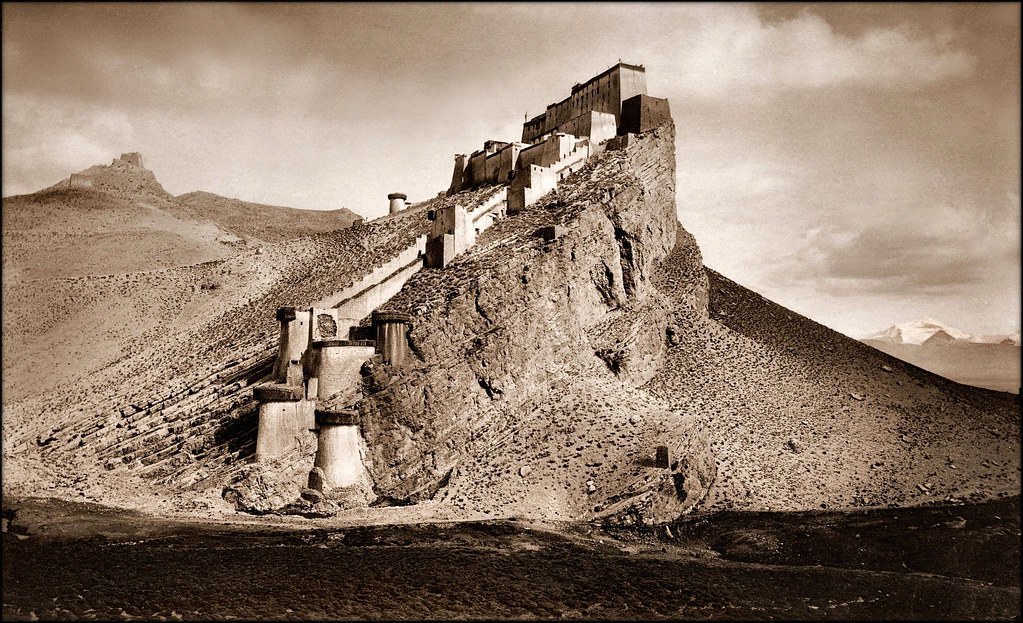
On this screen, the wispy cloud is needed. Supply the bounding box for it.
[1,95,135,194]
[642,5,976,99]
[1,3,1016,337]
[781,198,1020,296]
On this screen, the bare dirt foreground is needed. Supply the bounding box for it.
[3,495,1019,620]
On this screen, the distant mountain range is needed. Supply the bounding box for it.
[862,319,1020,393]
[863,318,1021,347]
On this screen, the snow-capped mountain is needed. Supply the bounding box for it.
[863,318,973,345]
[862,320,1020,393]
[972,330,1022,346]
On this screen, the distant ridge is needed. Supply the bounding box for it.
[862,319,1020,393]
[175,191,360,243]
[3,154,365,281]
[864,318,1020,346]
[2,153,368,403]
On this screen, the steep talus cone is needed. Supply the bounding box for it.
[646,257,1021,512]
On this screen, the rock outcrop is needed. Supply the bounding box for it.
[347,124,716,520]
[220,122,718,522]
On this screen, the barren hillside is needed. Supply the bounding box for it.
[174,191,360,243]
[647,261,1019,512]
[1,158,364,403]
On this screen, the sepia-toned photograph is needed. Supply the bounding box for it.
[2,3,1019,620]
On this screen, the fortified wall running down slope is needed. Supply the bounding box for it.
[226,62,699,520]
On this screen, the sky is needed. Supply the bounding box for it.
[2,3,1020,339]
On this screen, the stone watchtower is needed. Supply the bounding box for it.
[388,193,407,215]
[119,152,144,168]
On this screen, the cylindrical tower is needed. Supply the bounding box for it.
[312,409,365,488]
[253,384,306,461]
[387,192,407,214]
[271,306,311,384]
[309,339,377,401]
[372,311,411,366]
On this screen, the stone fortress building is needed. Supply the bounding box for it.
[118,152,144,168]
[66,152,147,189]
[251,62,671,504]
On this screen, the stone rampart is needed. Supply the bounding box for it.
[67,174,94,189]
[469,187,509,235]
[620,94,672,135]
[508,164,558,215]
[313,236,427,320]
[558,111,618,147]
[551,141,591,179]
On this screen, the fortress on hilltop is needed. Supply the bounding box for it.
[11,57,1019,524]
[118,152,144,168]
[249,62,672,504]
[64,152,148,189]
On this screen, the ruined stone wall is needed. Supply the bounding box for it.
[67,174,94,189]
[119,152,144,168]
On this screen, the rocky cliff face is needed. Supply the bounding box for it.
[347,123,715,521]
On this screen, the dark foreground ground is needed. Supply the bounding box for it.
[3,496,1019,620]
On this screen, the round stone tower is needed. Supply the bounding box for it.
[387,192,407,214]
[372,310,411,366]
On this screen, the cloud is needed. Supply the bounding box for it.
[1,94,135,195]
[782,198,1020,296]
[639,5,976,99]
